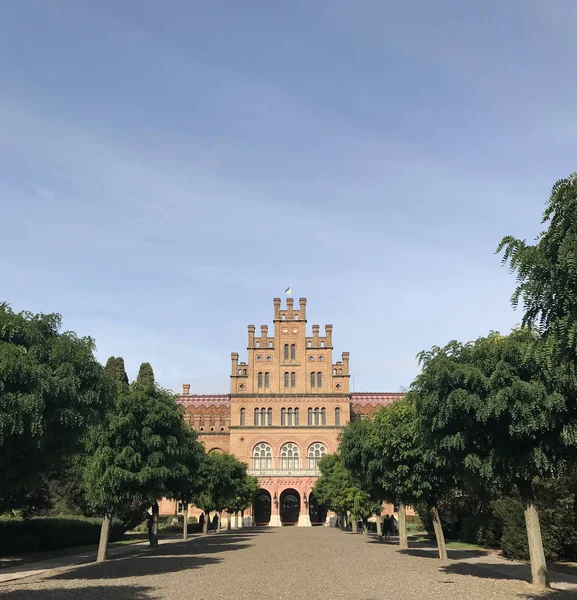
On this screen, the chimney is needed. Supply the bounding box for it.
[273,297,281,320]
[248,325,255,346]
[182,384,190,395]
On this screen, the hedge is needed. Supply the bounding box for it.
[0,516,125,556]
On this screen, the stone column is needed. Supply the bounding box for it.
[298,485,311,527]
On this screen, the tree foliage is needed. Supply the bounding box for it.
[136,362,155,388]
[0,304,112,512]
[414,328,566,589]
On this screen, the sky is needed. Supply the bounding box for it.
[1,1,576,393]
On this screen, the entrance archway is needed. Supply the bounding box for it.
[253,490,271,525]
[280,489,300,525]
[308,492,327,526]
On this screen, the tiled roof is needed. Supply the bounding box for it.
[350,392,405,418]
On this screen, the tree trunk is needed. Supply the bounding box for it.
[430,505,448,564]
[227,512,231,531]
[240,509,244,528]
[518,479,550,590]
[376,515,383,542]
[217,510,222,533]
[351,514,358,534]
[398,503,408,550]
[202,511,208,535]
[96,511,112,562]
[183,503,188,540]
[150,502,159,548]
[362,519,368,536]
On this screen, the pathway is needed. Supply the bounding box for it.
[1,528,576,599]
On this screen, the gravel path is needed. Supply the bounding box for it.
[0,527,574,600]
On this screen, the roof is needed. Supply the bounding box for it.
[350,392,405,418]
[177,394,231,408]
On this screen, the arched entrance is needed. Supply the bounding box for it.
[280,489,300,525]
[253,490,271,525]
[308,492,327,526]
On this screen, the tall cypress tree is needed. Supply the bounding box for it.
[136,362,155,387]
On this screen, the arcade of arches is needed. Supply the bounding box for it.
[159,297,407,526]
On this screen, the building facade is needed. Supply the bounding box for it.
[160,298,403,525]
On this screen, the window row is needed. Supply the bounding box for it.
[239,407,340,427]
[283,344,296,360]
[252,441,327,469]
[257,372,270,388]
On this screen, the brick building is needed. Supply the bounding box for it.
[160,297,404,526]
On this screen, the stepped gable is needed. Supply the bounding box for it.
[350,392,404,419]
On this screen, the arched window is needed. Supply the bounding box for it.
[240,408,245,426]
[310,372,316,387]
[261,407,266,425]
[280,443,300,470]
[281,314,286,321]
[307,341,312,347]
[254,408,259,426]
[333,368,337,375]
[317,372,322,387]
[314,407,319,426]
[288,408,293,426]
[253,442,272,469]
[269,341,273,348]
[268,408,272,426]
[258,372,263,388]
[294,314,299,320]
[238,368,242,375]
[291,372,296,387]
[265,372,270,388]
[256,341,260,348]
[284,372,289,387]
[320,341,325,347]
[281,408,286,426]
[308,442,327,469]
[243,369,247,375]
[321,407,326,426]
[308,408,313,426]
[335,407,340,426]
[284,344,289,360]
[294,407,299,426]
[290,344,296,360]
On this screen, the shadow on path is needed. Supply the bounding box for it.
[50,532,261,581]
[0,584,154,600]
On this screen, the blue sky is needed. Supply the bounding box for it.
[1,1,576,393]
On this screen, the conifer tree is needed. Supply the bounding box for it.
[136,362,155,387]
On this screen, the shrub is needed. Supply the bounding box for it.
[0,516,124,556]
[458,516,501,547]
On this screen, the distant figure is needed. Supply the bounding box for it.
[146,511,154,542]
[390,515,398,537]
[383,514,391,541]
[212,513,219,531]
[199,513,205,530]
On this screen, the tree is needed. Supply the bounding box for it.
[166,426,206,540]
[84,364,191,560]
[192,452,251,534]
[414,329,568,589]
[104,356,129,385]
[341,402,456,557]
[136,362,155,387]
[497,172,577,449]
[225,474,259,530]
[0,304,112,513]
[313,453,377,535]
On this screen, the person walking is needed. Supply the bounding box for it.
[390,514,398,537]
[383,514,391,541]
[212,513,219,532]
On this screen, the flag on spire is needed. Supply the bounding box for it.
[284,284,292,296]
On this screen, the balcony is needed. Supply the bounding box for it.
[247,458,321,478]
[247,468,320,477]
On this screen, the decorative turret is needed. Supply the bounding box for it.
[248,325,255,347]
[231,352,239,375]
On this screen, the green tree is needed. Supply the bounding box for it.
[225,473,259,530]
[0,304,112,513]
[104,356,129,385]
[414,329,567,589]
[136,362,155,387]
[84,368,191,560]
[166,427,206,540]
[192,452,250,534]
[341,401,455,557]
